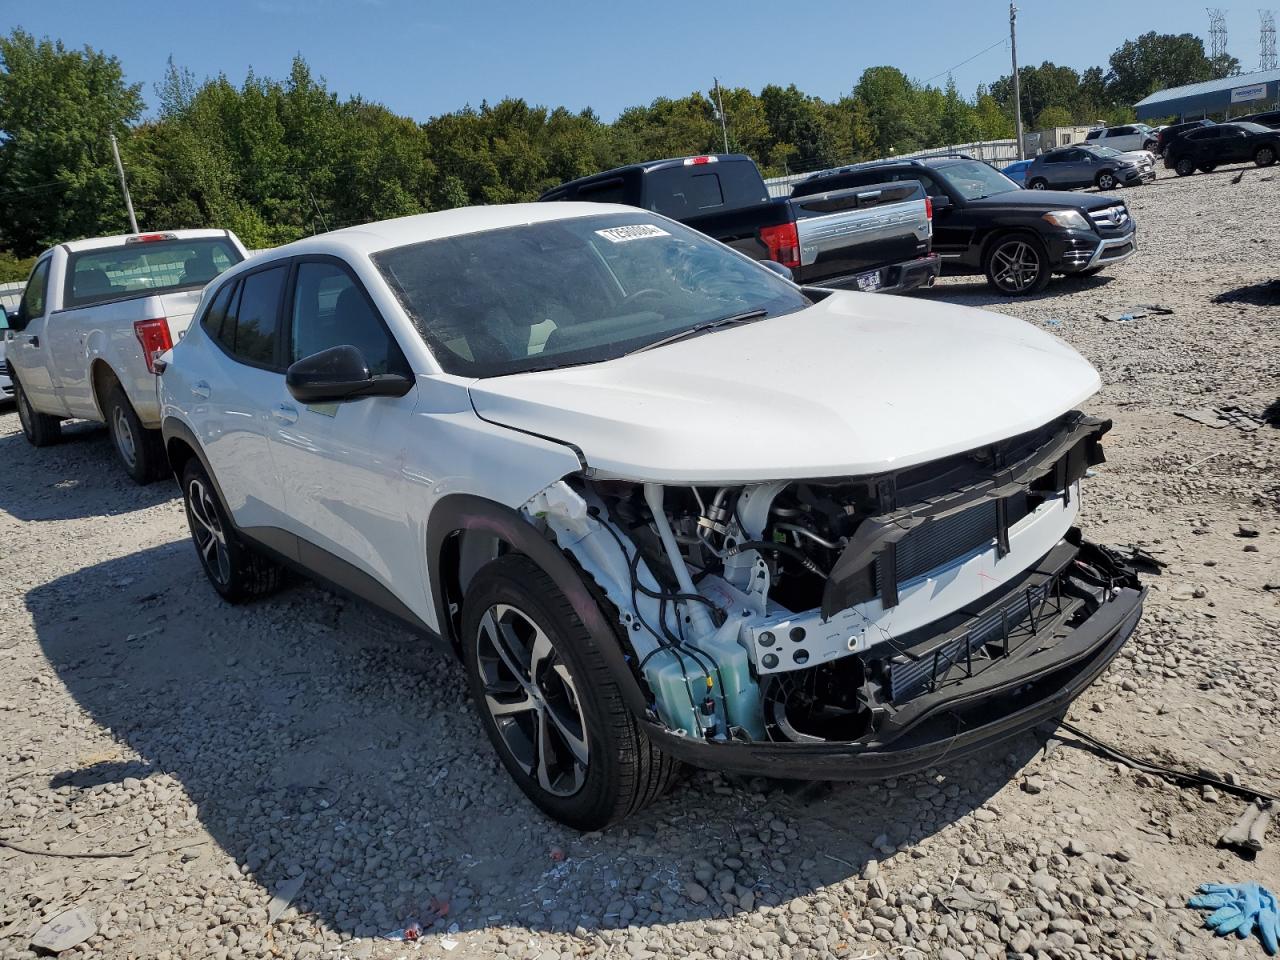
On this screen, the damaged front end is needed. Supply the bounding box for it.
[521,410,1146,778]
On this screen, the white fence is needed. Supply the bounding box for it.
[0,281,22,314]
[764,138,1020,197]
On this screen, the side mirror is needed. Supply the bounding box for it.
[759,260,795,282]
[4,301,27,332]
[931,194,953,211]
[285,344,412,404]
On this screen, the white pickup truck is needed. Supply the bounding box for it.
[3,230,247,482]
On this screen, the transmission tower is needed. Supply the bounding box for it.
[1262,10,1278,71]
[1208,7,1229,62]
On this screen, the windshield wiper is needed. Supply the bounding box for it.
[630,309,769,355]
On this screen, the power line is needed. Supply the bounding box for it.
[920,36,1009,88]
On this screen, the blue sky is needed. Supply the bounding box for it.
[7,0,1268,120]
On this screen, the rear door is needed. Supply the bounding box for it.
[195,263,292,535]
[6,256,63,414]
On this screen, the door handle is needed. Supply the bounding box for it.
[191,380,211,400]
[271,403,299,425]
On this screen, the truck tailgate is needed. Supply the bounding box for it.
[791,182,931,283]
[158,289,206,340]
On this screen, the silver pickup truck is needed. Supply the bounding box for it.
[3,229,247,482]
[540,154,941,294]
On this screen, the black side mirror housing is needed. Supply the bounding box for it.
[759,260,795,282]
[285,344,412,404]
[931,194,953,212]
[4,302,28,332]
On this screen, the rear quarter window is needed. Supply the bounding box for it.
[645,161,768,217]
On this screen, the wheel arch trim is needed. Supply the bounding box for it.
[426,493,651,718]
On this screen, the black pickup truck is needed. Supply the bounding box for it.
[539,154,940,294]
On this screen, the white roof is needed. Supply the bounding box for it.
[267,202,635,260]
[60,229,233,254]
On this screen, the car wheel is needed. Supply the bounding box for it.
[1256,145,1277,167]
[983,234,1052,296]
[13,375,62,447]
[105,385,166,484]
[1175,158,1195,177]
[462,554,681,830]
[181,458,284,603]
[1027,178,1049,190]
[1095,171,1118,190]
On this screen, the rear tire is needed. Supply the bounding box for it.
[983,233,1052,297]
[461,554,680,830]
[105,385,165,484]
[181,458,284,603]
[13,376,61,447]
[1256,145,1277,167]
[1175,158,1195,177]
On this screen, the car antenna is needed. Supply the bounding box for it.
[307,188,331,233]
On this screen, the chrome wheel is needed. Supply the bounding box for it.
[989,240,1042,293]
[186,477,230,586]
[1097,172,1116,190]
[111,405,137,468]
[475,603,589,797]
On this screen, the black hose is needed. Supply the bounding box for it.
[726,539,830,579]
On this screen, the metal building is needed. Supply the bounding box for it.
[1133,69,1280,121]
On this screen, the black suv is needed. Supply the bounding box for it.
[795,156,1137,296]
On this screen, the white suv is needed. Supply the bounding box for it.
[1085,124,1158,153]
[159,204,1146,828]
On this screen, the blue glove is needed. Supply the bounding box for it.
[1188,882,1279,954]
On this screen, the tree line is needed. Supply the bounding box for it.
[0,27,1238,273]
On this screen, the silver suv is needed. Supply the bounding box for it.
[1026,146,1154,192]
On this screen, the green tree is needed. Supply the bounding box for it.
[938,77,978,146]
[0,29,144,255]
[1105,32,1221,105]
[852,66,919,156]
[1036,106,1074,129]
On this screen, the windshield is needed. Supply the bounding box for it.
[1083,145,1122,158]
[937,160,1019,200]
[373,213,810,377]
[65,237,242,309]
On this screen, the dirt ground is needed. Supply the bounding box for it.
[1,163,1278,960]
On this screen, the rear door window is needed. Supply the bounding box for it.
[646,160,768,216]
[232,267,287,367]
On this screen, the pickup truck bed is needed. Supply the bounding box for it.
[540,155,939,294]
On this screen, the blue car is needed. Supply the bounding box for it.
[1001,159,1032,187]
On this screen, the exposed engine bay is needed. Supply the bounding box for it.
[522,410,1141,750]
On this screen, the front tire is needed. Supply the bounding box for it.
[181,458,284,603]
[462,555,679,830]
[1256,145,1277,167]
[1027,178,1048,190]
[105,385,165,484]
[983,234,1052,296]
[1095,171,1118,190]
[13,376,61,447]
[1175,158,1195,177]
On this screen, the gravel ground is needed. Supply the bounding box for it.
[2,162,1278,960]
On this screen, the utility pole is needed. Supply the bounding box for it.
[109,134,139,234]
[1261,10,1277,72]
[1010,3,1025,160]
[712,77,730,154]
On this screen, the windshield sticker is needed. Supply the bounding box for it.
[595,224,671,243]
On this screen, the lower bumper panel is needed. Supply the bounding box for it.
[643,542,1144,780]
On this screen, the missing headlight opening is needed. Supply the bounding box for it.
[521,410,1142,752]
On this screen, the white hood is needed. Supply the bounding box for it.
[468,292,1101,483]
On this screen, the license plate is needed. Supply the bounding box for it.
[855,270,882,292]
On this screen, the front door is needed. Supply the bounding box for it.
[266,257,423,613]
[6,256,64,413]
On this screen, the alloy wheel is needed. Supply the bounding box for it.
[1259,146,1276,166]
[990,240,1042,293]
[111,405,137,468]
[187,477,231,586]
[1097,173,1116,190]
[475,603,589,797]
